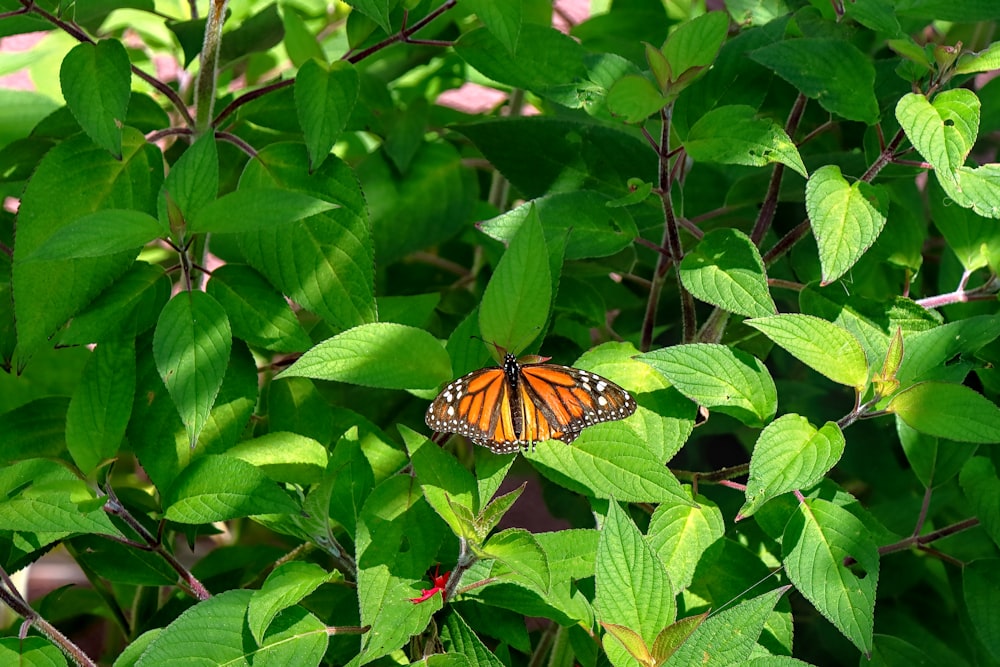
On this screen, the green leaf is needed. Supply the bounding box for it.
[158,133,219,227]
[651,614,706,664]
[403,426,479,540]
[281,322,451,390]
[665,588,788,666]
[439,608,507,667]
[162,455,300,523]
[463,0,522,54]
[895,91,980,205]
[896,0,1000,22]
[956,41,1000,74]
[646,489,725,594]
[959,457,1000,549]
[740,415,846,518]
[526,423,693,506]
[897,419,976,489]
[750,38,878,124]
[602,623,652,666]
[805,165,888,284]
[683,105,807,178]
[679,228,776,319]
[639,344,777,428]
[66,342,136,473]
[0,398,71,465]
[456,117,656,200]
[479,206,551,354]
[59,261,170,346]
[216,5,285,68]
[955,164,1000,219]
[888,382,1000,444]
[606,74,668,123]
[71,533,177,587]
[361,141,476,264]
[782,499,878,654]
[325,429,375,538]
[478,190,639,260]
[0,481,121,537]
[12,129,162,357]
[24,210,163,261]
[281,6,324,67]
[595,502,674,649]
[206,264,312,353]
[225,432,328,485]
[295,59,360,171]
[454,24,586,99]
[746,314,869,388]
[0,636,71,664]
[896,314,1000,386]
[239,143,376,329]
[661,11,729,82]
[963,559,1000,661]
[153,291,232,448]
[343,0,397,33]
[482,528,550,594]
[188,188,337,233]
[930,176,998,267]
[59,39,131,157]
[248,561,334,644]
[134,590,327,666]
[355,476,444,664]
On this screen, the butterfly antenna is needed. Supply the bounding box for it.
[707,565,786,618]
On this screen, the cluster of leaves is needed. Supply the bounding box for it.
[1,0,1000,666]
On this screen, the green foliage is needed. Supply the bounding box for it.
[0,1,999,666]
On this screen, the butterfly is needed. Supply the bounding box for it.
[426,353,637,454]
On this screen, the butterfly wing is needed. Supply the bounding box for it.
[519,364,637,443]
[425,367,523,454]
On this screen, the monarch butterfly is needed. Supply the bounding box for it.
[426,353,637,454]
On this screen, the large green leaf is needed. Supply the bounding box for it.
[152,291,232,448]
[740,415,846,518]
[750,38,878,123]
[239,143,377,329]
[134,590,327,666]
[295,59,359,171]
[162,455,300,523]
[746,314,868,388]
[12,129,161,357]
[679,228,776,319]
[782,499,878,654]
[888,382,1000,444]
[683,105,806,177]
[805,165,889,284]
[639,344,777,427]
[281,322,451,390]
[479,207,551,354]
[59,39,131,157]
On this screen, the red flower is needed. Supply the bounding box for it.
[410,566,450,604]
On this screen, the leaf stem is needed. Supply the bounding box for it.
[102,487,212,600]
[443,537,476,602]
[750,93,806,245]
[641,107,695,351]
[0,565,97,667]
[194,0,229,133]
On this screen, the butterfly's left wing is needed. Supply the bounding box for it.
[425,367,524,453]
[518,364,637,443]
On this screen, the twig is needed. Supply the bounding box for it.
[750,93,807,245]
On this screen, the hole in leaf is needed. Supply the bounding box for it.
[399,536,411,553]
[944,119,955,127]
[846,559,868,579]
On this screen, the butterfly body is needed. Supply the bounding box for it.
[426,353,637,454]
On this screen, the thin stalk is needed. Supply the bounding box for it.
[194,0,230,133]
